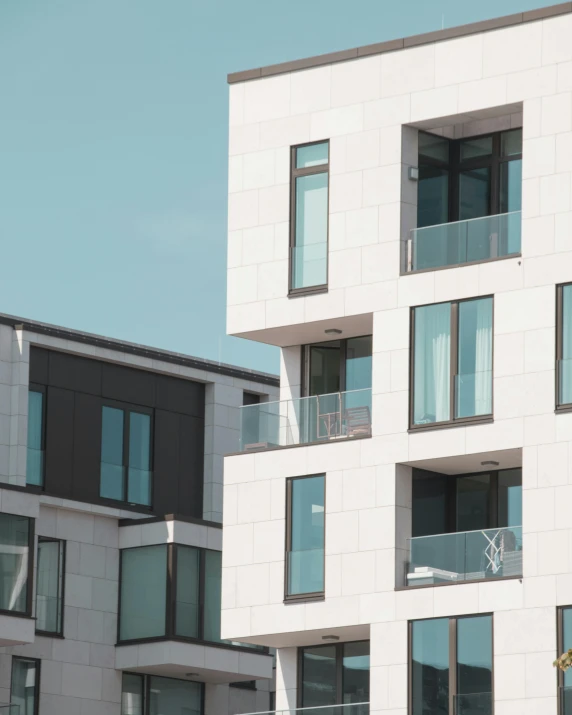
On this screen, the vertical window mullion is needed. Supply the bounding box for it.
[167,544,175,639]
[336,642,343,705]
[199,550,206,641]
[124,409,130,503]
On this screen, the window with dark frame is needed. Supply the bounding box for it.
[100,403,153,507]
[410,614,493,715]
[285,474,325,600]
[118,543,266,652]
[290,141,330,294]
[11,656,40,715]
[121,672,203,715]
[35,537,65,635]
[298,641,370,708]
[0,512,34,616]
[556,283,572,409]
[411,296,493,429]
[26,385,45,487]
[558,607,572,714]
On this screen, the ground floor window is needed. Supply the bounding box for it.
[299,641,369,708]
[121,673,202,715]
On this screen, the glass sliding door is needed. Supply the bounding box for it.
[413,302,451,425]
[343,641,370,704]
[411,618,449,715]
[456,615,492,714]
[301,645,337,707]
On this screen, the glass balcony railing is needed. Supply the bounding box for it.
[239,388,372,451]
[242,704,369,715]
[409,211,521,272]
[291,242,327,290]
[454,692,493,715]
[406,526,522,586]
[561,686,572,714]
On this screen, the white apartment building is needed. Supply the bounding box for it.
[0,313,278,715]
[223,3,572,714]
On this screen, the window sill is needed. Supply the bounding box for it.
[395,574,521,591]
[115,636,269,655]
[0,610,34,620]
[283,593,325,605]
[35,630,65,639]
[556,405,572,414]
[400,252,521,277]
[288,285,328,299]
[408,416,493,433]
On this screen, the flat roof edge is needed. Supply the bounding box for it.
[0,313,279,387]
[227,2,572,84]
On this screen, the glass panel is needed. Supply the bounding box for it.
[100,406,124,501]
[411,618,449,715]
[456,475,490,532]
[120,545,167,640]
[301,645,337,707]
[288,475,325,595]
[0,514,30,613]
[501,129,522,156]
[457,615,492,709]
[459,167,490,226]
[413,303,451,425]
[11,658,37,715]
[309,342,341,396]
[562,285,572,405]
[122,673,144,715]
[293,173,328,289]
[175,546,200,639]
[148,676,201,715]
[500,160,522,215]
[297,142,329,168]
[418,132,449,163]
[128,412,152,506]
[455,692,493,715]
[460,136,493,161]
[346,337,373,392]
[456,298,493,419]
[564,608,572,688]
[36,540,63,633]
[498,469,522,528]
[343,642,370,704]
[204,550,222,642]
[412,473,448,538]
[418,165,449,230]
[26,390,43,487]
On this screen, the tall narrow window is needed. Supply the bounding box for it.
[0,513,32,614]
[286,475,325,598]
[35,538,64,635]
[290,141,329,293]
[557,283,572,408]
[120,545,167,641]
[300,641,370,708]
[412,297,493,428]
[11,657,39,715]
[559,607,572,714]
[411,615,492,715]
[26,387,44,487]
[121,673,144,715]
[100,404,152,507]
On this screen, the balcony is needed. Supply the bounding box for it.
[239,388,372,452]
[407,211,521,272]
[406,526,522,586]
[454,692,492,715]
[243,704,369,715]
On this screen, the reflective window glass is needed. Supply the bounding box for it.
[122,673,144,715]
[411,618,449,715]
[288,476,325,595]
[301,645,337,707]
[35,539,64,633]
[343,641,370,704]
[120,545,167,640]
[148,676,201,715]
[0,513,30,613]
[11,658,38,715]
[100,406,124,501]
[296,142,329,168]
[413,302,451,425]
[175,546,200,639]
[26,390,43,487]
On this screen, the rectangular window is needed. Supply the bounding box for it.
[300,641,370,708]
[0,513,33,614]
[411,615,492,715]
[35,538,64,634]
[557,283,572,408]
[119,545,167,641]
[121,673,203,715]
[290,141,329,293]
[100,404,152,507]
[26,387,44,487]
[286,475,325,599]
[11,657,39,715]
[411,297,493,428]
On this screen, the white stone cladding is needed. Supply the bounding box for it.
[224,9,572,715]
[0,322,277,715]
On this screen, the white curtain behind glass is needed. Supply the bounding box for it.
[474,298,493,415]
[414,303,451,424]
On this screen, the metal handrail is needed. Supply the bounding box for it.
[241,704,370,715]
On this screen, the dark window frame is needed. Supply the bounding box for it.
[556,283,572,412]
[284,474,326,603]
[121,671,205,715]
[558,606,571,714]
[117,543,268,655]
[11,656,41,715]
[296,640,370,708]
[100,399,154,508]
[418,129,522,225]
[26,383,46,490]
[409,295,494,431]
[35,537,66,638]
[408,613,494,715]
[0,512,35,619]
[301,335,373,397]
[289,139,330,298]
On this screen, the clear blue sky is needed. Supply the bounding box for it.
[0,0,556,374]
